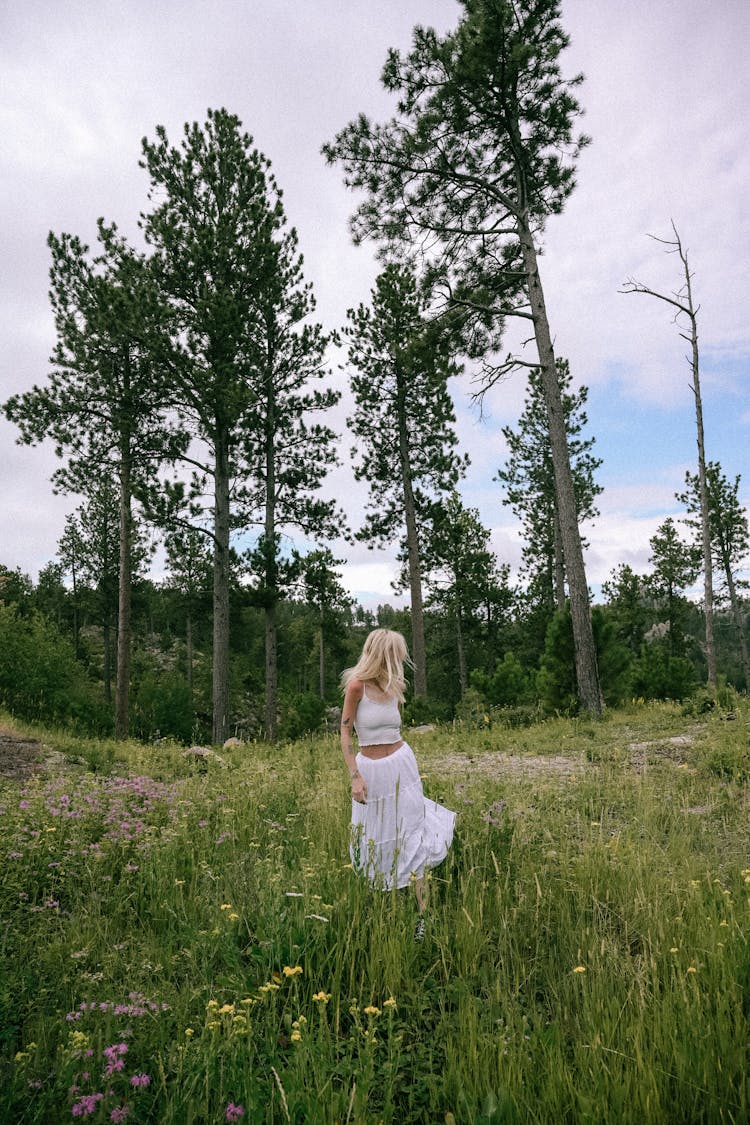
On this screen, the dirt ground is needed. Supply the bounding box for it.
[0,726,47,782]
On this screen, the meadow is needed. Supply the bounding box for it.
[1,702,749,1124]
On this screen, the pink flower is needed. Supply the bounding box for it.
[225,1104,245,1122]
[129,1074,150,1088]
[71,1092,103,1116]
[110,1107,130,1122]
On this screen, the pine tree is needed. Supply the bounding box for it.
[302,550,353,699]
[140,108,307,743]
[498,360,602,614]
[344,263,466,697]
[4,222,176,736]
[241,226,341,740]
[648,518,700,657]
[678,463,749,688]
[325,0,602,713]
[421,492,509,696]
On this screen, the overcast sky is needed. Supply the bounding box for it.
[2,0,748,606]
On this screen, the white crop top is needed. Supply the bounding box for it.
[354,684,401,746]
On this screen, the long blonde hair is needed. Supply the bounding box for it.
[341,628,411,703]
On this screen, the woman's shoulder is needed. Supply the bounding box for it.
[344,677,365,699]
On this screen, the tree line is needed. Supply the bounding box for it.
[2,1,748,742]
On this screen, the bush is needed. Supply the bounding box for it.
[131,670,194,743]
[280,692,327,740]
[471,652,532,707]
[0,604,105,729]
[537,606,633,714]
[630,642,696,701]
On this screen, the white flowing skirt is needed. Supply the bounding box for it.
[350,741,456,890]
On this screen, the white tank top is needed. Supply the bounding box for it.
[354,684,401,746]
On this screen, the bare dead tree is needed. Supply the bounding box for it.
[621,222,716,689]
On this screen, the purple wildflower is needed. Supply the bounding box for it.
[71,1092,103,1116]
[226,1104,245,1122]
[129,1074,150,1088]
[110,1108,130,1123]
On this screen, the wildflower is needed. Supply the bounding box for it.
[206,1000,219,1009]
[219,1004,235,1015]
[110,1108,129,1123]
[228,912,239,921]
[290,1030,302,1043]
[572,966,587,973]
[130,1074,150,1087]
[383,997,397,1009]
[364,1005,381,1017]
[719,920,729,927]
[304,913,329,923]
[687,966,697,974]
[282,965,303,978]
[174,879,185,886]
[220,904,233,912]
[284,891,304,898]
[312,992,331,1005]
[71,1092,104,1117]
[670,947,679,953]
[225,1103,245,1121]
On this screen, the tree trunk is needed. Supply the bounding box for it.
[553,509,566,612]
[71,562,80,661]
[212,432,231,745]
[319,611,326,700]
[186,607,194,693]
[103,617,112,703]
[455,605,468,697]
[114,441,132,740]
[395,370,427,697]
[518,218,602,715]
[685,280,716,689]
[264,374,278,741]
[724,568,750,691]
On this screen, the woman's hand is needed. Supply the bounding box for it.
[351,774,367,804]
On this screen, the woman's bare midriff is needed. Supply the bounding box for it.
[359,739,404,759]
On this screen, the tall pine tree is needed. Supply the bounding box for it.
[344,263,466,697]
[325,0,603,713]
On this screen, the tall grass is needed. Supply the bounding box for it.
[1,702,748,1123]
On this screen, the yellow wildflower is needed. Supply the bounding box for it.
[313,991,331,1004]
[283,965,303,977]
[719,920,729,927]
[206,1000,219,1009]
[219,1003,235,1015]
[185,1028,195,1038]
[383,997,397,1009]
[670,947,679,953]
[174,879,185,886]
[572,965,587,974]
[291,1030,302,1043]
[220,903,233,911]
[364,1005,381,1017]
[228,912,240,921]
[686,966,697,974]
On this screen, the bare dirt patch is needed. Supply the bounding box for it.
[0,725,69,783]
[429,751,586,780]
[0,728,46,782]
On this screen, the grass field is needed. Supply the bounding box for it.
[1,701,749,1123]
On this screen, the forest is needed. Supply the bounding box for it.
[1,3,748,748]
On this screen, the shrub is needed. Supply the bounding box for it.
[280,692,327,741]
[471,652,532,707]
[0,604,104,728]
[131,670,194,744]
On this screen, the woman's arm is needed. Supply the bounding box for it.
[341,680,367,803]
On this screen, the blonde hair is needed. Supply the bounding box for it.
[341,628,411,703]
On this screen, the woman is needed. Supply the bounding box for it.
[340,628,455,940]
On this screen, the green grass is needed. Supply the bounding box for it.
[1,702,748,1123]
